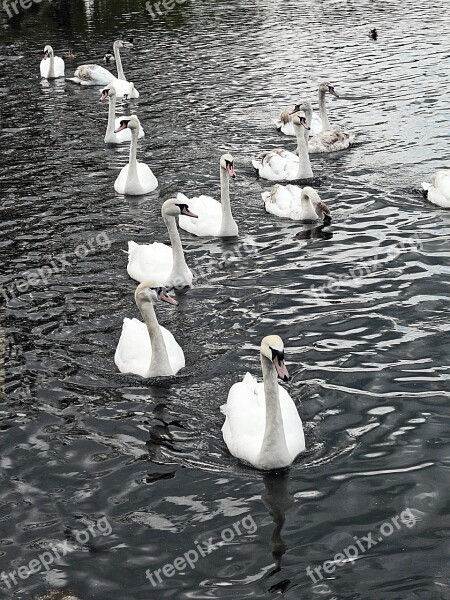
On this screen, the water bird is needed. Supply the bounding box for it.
[115,281,185,377]
[221,335,305,470]
[301,100,354,153]
[114,115,157,194]
[100,84,144,144]
[369,28,378,40]
[422,170,450,208]
[40,45,65,79]
[262,184,331,223]
[177,154,238,237]
[127,198,198,289]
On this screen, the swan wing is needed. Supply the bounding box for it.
[279,386,306,459]
[308,129,353,154]
[114,318,151,377]
[221,373,265,465]
[136,163,158,193]
[263,184,301,218]
[73,64,114,85]
[255,149,299,181]
[178,194,222,237]
[126,241,174,284]
[310,113,323,136]
[432,170,450,199]
[160,326,185,374]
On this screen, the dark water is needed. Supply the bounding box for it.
[1,0,450,598]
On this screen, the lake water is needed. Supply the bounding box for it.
[1,0,449,598]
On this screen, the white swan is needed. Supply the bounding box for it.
[127,198,198,289]
[67,40,139,97]
[221,335,305,470]
[115,281,185,377]
[299,100,354,154]
[262,185,331,222]
[177,154,238,237]
[422,170,450,208]
[275,82,338,137]
[114,115,157,195]
[40,45,65,79]
[100,84,144,144]
[252,110,313,181]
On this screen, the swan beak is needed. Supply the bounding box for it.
[330,89,339,98]
[100,90,108,101]
[301,120,310,130]
[114,123,127,133]
[181,207,198,218]
[227,164,236,179]
[159,291,178,305]
[43,52,49,59]
[273,356,290,382]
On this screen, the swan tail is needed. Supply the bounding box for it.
[261,191,270,203]
[127,241,139,255]
[65,77,80,83]
[421,181,431,192]
[273,119,283,131]
[251,160,261,171]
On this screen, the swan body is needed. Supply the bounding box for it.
[422,170,450,208]
[221,335,305,470]
[127,198,198,289]
[275,82,338,137]
[115,281,185,377]
[262,184,331,222]
[101,84,144,144]
[299,97,354,154]
[114,115,157,195]
[178,154,238,237]
[252,110,313,181]
[40,45,65,79]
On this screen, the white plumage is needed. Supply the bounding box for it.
[262,184,331,222]
[422,170,450,208]
[40,45,65,79]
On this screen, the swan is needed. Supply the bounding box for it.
[262,184,331,222]
[114,115,157,195]
[40,45,65,79]
[299,100,354,154]
[221,335,305,470]
[100,84,144,144]
[422,170,450,208]
[275,82,339,137]
[127,198,198,289]
[252,110,313,181]
[177,154,238,237]
[67,40,139,97]
[115,281,185,377]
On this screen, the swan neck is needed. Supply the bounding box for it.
[218,166,237,237]
[259,354,289,463]
[136,296,173,377]
[105,94,116,141]
[114,44,125,80]
[318,90,331,131]
[48,52,55,78]
[164,213,188,285]
[295,125,313,179]
[124,126,143,194]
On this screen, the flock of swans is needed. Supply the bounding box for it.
[39,40,450,471]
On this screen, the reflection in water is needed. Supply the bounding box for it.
[296,223,334,240]
[261,470,294,570]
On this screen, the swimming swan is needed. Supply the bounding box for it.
[40,45,65,79]
[127,198,198,289]
[299,100,354,154]
[422,170,450,208]
[262,185,331,222]
[114,281,185,377]
[114,115,157,195]
[275,82,338,137]
[221,335,305,470]
[252,110,313,181]
[177,154,238,237]
[100,84,144,144]
[67,40,139,97]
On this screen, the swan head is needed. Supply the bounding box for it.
[43,45,53,59]
[220,153,236,179]
[261,335,290,382]
[100,83,116,101]
[301,186,321,203]
[114,114,140,133]
[114,38,134,49]
[319,82,339,98]
[135,281,178,306]
[162,198,198,219]
[289,110,310,131]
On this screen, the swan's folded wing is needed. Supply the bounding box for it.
[160,326,185,375]
[178,195,221,237]
[279,386,306,458]
[432,171,450,200]
[114,318,150,377]
[126,241,174,284]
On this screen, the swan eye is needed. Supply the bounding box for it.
[270,347,285,362]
